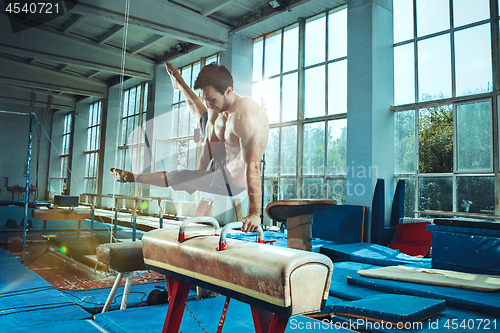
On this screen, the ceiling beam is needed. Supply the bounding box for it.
[71,0,229,49]
[0,15,154,79]
[62,14,85,34]
[0,56,108,98]
[168,0,235,25]
[233,0,260,13]
[157,43,202,65]
[97,24,123,44]
[0,84,75,110]
[129,35,163,55]
[200,0,233,17]
[86,70,101,78]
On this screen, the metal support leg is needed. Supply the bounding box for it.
[162,276,191,333]
[251,306,288,333]
[120,272,133,310]
[113,198,118,240]
[90,200,95,236]
[102,272,124,313]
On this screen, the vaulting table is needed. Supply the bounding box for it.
[142,217,333,333]
[266,199,337,251]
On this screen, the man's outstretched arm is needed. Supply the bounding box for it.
[165,61,207,120]
[110,168,169,187]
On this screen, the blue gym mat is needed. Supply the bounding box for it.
[320,243,431,267]
[348,275,500,317]
[0,256,92,327]
[332,304,500,333]
[94,295,352,332]
[5,319,105,333]
[64,282,197,313]
[328,261,391,300]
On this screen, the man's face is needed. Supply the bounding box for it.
[202,86,229,112]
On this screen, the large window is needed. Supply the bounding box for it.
[60,112,72,194]
[84,100,102,194]
[393,0,496,216]
[253,6,348,223]
[168,54,219,201]
[118,83,148,196]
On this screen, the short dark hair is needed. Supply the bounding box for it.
[194,63,233,95]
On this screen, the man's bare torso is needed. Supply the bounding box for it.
[206,96,268,188]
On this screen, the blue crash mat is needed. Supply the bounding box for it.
[328,262,389,300]
[325,294,445,323]
[320,243,431,267]
[331,305,500,333]
[0,249,18,260]
[0,257,52,292]
[65,282,197,313]
[94,296,352,332]
[5,319,106,333]
[348,275,500,317]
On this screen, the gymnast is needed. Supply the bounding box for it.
[111,61,269,233]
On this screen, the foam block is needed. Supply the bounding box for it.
[327,294,445,323]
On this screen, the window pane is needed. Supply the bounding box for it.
[328,60,347,115]
[328,9,347,60]
[394,0,414,43]
[252,81,264,107]
[171,105,179,137]
[456,101,492,171]
[327,179,346,204]
[302,178,324,199]
[327,119,347,175]
[265,128,280,176]
[192,62,201,89]
[264,31,282,78]
[457,176,494,214]
[305,14,326,66]
[280,126,297,175]
[396,177,416,217]
[178,103,189,137]
[283,25,298,72]
[303,122,325,176]
[418,34,451,101]
[418,177,452,211]
[455,24,492,96]
[181,66,192,93]
[395,110,415,174]
[282,73,297,122]
[253,38,263,81]
[305,65,325,118]
[454,0,489,27]
[279,178,296,199]
[416,0,449,37]
[394,43,415,105]
[262,77,281,124]
[418,105,453,173]
[128,89,136,116]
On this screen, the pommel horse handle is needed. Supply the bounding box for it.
[219,222,265,251]
[178,216,220,242]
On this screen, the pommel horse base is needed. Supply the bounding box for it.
[142,217,333,333]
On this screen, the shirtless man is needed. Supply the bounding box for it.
[111,61,269,233]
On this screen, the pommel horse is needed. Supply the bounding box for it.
[142,217,334,333]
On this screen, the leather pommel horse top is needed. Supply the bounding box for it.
[142,224,333,317]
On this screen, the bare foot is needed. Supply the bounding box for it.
[165,61,183,90]
[110,168,135,183]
